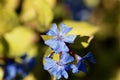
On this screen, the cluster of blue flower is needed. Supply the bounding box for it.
[0,54,36,80]
[44,23,96,79]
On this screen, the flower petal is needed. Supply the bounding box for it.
[27,58,36,69]
[45,39,69,53]
[6,64,16,79]
[49,66,57,75]
[60,23,72,35]
[45,38,58,50]
[60,52,74,64]
[55,41,69,53]
[56,70,62,79]
[76,60,87,73]
[47,23,58,36]
[44,57,56,70]
[70,64,79,73]
[63,35,76,43]
[62,70,68,79]
[83,52,96,64]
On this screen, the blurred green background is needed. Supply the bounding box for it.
[0,0,120,80]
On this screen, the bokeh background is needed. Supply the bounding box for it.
[0,0,120,80]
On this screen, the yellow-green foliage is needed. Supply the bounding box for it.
[20,0,53,32]
[0,9,19,35]
[4,26,37,57]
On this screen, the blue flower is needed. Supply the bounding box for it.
[71,52,96,73]
[82,52,96,64]
[71,59,87,73]
[44,52,74,79]
[45,23,76,53]
[3,54,36,80]
[17,54,36,77]
[4,59,17,80]
[5,64,16,80]
[20,54,37,69]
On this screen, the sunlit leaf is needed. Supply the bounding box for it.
[27,45,38,57]
[0,9,19,35]
[4,0,20,11]
[23,73,36,80]
[43,47,52,64]
[20,0,53,32]
[115,69,120,80]
[83,0,100,8]
[34,0,53,31]
[51,75,56,80]
[63,20,99,36]
[0,68,4,80]
[20,0,36,22]
[46,0,56,8]
[41,35,54,41]
[81,36,94,48]
[4,26,37,56]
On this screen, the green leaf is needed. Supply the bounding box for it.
[4,0,20,11]
[0,68,4,80]
[81,36,94,48]
[20,0,36,22]
[4,26,37,56]
[46,0,56,8]
[34,0,53,31]
[83,0,100,8]
[20,0,53,32]
[63,20,99,36]
[41,35,54,41]
[0,9,19,34]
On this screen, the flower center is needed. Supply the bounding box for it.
[57,62,64,66]
[57,35,64,41]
